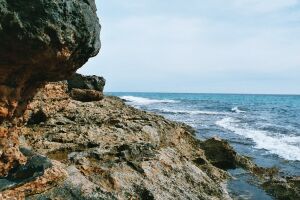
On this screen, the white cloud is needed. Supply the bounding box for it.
[81,1,300,93]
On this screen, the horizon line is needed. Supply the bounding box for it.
[105,91,300,96]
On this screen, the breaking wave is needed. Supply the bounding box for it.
[231,106,246,113]
[121,96,178,105]
[216,117,300,161]
[158,108,228,115]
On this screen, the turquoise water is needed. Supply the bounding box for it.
[109,92,300,199]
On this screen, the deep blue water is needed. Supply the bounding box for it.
[109,92,300,199]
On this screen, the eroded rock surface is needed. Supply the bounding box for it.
[19,82,231,199]
[1,81,298,199]
[0,0,100,176]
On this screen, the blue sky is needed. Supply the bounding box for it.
[79,0,300,94]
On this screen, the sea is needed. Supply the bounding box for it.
[109,92,300,200]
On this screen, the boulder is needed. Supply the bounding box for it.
[0,0,100,176]
[201,137,258,171]
[70,88,104,102]
[67,73,105,102]
[68,73,105,92]
[0,0,100,120]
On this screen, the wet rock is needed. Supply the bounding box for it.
[201,137,259,172]
[201,137,239,170]
[262,176,300,200]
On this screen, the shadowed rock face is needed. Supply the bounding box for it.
[0,0,100,176]
[0,0,100,119]
[67,73,105,102]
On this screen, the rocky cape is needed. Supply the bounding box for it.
[0,1,299,199]
[0,79,297,199]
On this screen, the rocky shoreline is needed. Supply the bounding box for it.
[0,79,297,199]
[17,81,231,199]
[0,1,299,199]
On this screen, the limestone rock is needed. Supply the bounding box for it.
[20,82,231,200]
[8,82,297,199]
[0,0,100,176]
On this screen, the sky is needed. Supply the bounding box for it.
[79,0,300,94]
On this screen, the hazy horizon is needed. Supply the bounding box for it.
[107,91,300,96]
[79,0,300,95]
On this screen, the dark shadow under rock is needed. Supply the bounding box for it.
[0,148,52,192]
[27,109,48,125]
[201,138,239,170]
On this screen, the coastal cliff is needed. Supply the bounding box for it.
[0,78,298,199]
[0,1,299,199]
[0,0,100,178]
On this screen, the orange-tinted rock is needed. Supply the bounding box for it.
[0,0,101,177]
[70,89,104,102]
[0,161,67,199]
[0,128,27,176]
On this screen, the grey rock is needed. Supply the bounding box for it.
[0,0,100,81]
[68,73,106,92]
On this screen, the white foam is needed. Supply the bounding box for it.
[159,108,228,115]
[231,106,246,113]
[121,96,178,105]
[216,117,300,161]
